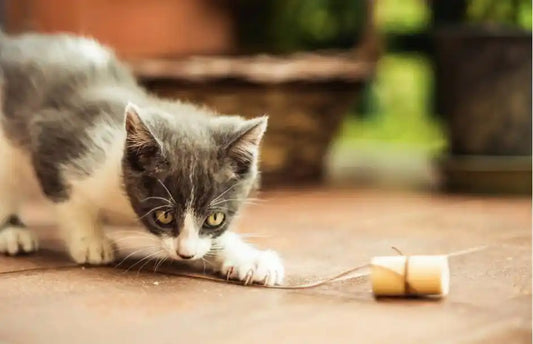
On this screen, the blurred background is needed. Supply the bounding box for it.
[0,0,531,194]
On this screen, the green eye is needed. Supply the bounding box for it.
[204,212,225,228]
[153,210,174,227]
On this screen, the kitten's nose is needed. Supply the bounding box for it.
[177,252,194,260]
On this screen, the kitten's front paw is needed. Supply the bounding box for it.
[68,235,115,265]
[221,250,284,286]
[0,227,39,255]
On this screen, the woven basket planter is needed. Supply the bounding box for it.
[129,52,375,186]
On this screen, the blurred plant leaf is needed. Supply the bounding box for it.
[466,0,532,29]
[232,0,366,53]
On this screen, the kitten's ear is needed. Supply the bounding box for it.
[124,103,163,172]
[224,116,268,176]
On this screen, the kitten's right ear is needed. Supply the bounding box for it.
[124,103,163,172]
[224,116,268,177]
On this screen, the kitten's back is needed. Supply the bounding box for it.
[0,32,140,146]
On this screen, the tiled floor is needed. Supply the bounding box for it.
[0,189,531,343]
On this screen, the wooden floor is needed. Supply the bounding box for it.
[0,189,531,343]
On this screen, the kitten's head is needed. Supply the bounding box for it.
[121,103,266,260]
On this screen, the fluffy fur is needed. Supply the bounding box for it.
[0,32,283,285]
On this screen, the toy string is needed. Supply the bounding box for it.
[0,246,487,290]
[158,245,487,290]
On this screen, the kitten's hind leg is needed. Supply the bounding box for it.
[0,133,39,255]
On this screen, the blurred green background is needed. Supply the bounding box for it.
[235,0,532,189]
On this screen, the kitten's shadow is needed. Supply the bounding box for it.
[112,255,199,276]
[0,247,71,266]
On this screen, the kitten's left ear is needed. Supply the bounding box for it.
[124,102,163,172]
[225,116,268,176]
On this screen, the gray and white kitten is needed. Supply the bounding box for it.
[0,32,284,285]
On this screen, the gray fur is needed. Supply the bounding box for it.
[0,32,265,238]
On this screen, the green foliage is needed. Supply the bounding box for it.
[375,0,431,33]
[337,54,446,153]
[466,0,532,29]
[233,0,366,53]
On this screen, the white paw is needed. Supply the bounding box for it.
[0,227,39,255]
[220,250,284,286]
[68,236,115,265]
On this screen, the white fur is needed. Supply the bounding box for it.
[160,212,212,260]
[0,127,41,252]
[0,226,38,255]
[56,123,132,264]
[0,129,43,210]
[210,232,285,286]
[75,38,111,67]
[64,125,134,219]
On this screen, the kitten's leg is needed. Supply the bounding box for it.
[210,232,284,286]
[56,198,115,264]
[0,135,38,255]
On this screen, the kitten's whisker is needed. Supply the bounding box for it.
[109,232,160,245]
[140,196,173,204]
[156,178,177,205]
[111,234,159,242]
[207,246,224,251]
[210,198,262,206]
[114,247,155,269]
[113,241,160,251]
[205,249,223,256]
[126,250,163,273]
[138,204,173,220]
[153,256,168,273]
[200,256,216,265]
[113,237,157,247]
[210,180,245,205]
[137,251,164,275]
[201,258,207,274]
[108,229,152,234]
[215,197,263,203]
[111,233,159,240]
[203,255,219,261]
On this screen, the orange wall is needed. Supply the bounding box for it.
[5,0,235,58]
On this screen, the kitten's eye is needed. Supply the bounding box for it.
[153,210,174,227]
[204,212,225,228]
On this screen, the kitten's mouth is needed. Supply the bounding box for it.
[176,252,195,260]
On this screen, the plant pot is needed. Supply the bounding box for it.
[4,0,234,58]
[435,26,532,194]
[129,52,375,187]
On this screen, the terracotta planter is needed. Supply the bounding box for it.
[4,0,234,58]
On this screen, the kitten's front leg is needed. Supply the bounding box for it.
[211,232,284,286]
[56,199,115,264]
